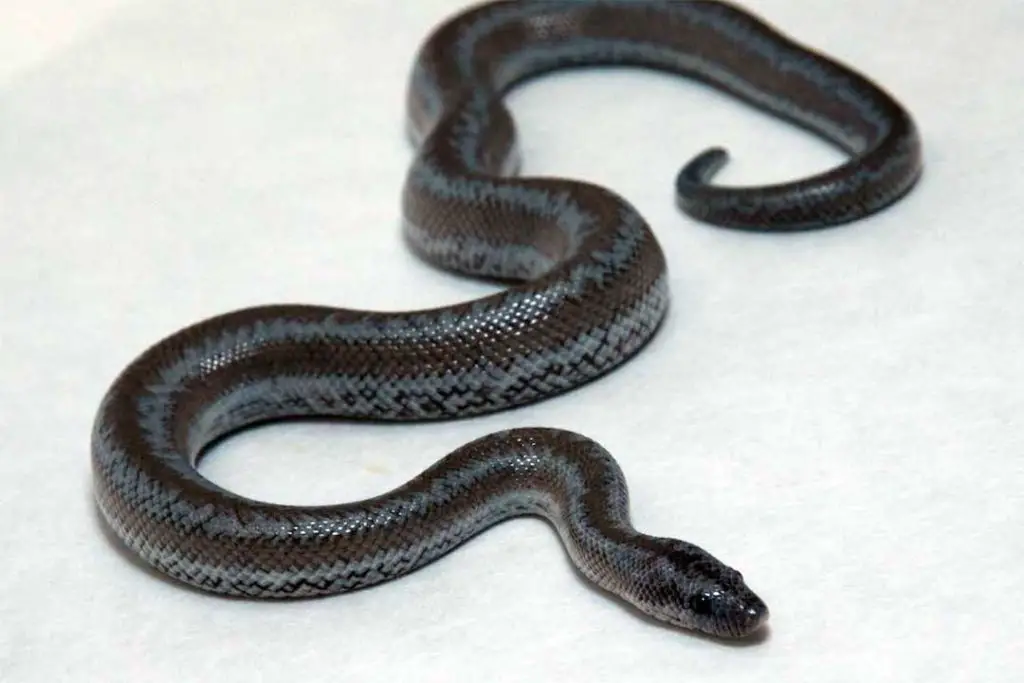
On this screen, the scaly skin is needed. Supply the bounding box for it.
[92,0,921,639]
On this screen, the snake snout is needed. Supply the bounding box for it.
[728,592,769,638]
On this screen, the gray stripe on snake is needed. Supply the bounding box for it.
[92,0,922,640]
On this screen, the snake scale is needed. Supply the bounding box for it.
[92,0,921,639]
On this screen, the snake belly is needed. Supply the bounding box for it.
[91,0,921,639]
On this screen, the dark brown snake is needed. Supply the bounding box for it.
[92,0,922,639]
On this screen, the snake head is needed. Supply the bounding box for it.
[636,542,768,639]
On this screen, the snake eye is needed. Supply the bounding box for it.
[691,592,714,616]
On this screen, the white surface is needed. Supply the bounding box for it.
[1,1,1022,681]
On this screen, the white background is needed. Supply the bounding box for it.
[2,1,1021,681]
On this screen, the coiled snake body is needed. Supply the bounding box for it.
[92,0,921,639]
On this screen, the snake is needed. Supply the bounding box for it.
[92,0,922,640]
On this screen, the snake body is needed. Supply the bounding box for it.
[92,0,921,639]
